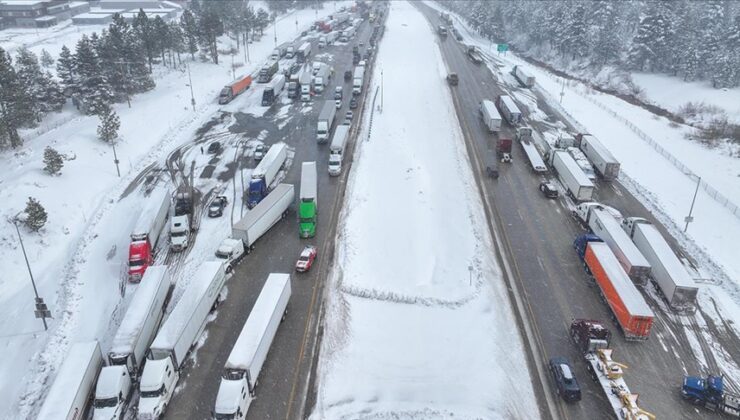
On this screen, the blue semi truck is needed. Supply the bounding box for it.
[682,374,740,417]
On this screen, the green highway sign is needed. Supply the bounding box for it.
[497,44,509,52]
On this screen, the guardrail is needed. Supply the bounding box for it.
[366,86,380,142]
[574,88,740,220]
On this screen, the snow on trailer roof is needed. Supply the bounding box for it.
[151,261,224,350]
[110,266,168,355]
[300,162,317,200]
[252,142,286,179]
[594,208,651,269]
[225,273,290,371]
[481,100,501,119]
[37,341,101,418]
[589,242,653,317]
[499,95,521,114]
[638,223,697,288]
[132,187,169,236]
[582,134,618,164]
[554,151,594,187]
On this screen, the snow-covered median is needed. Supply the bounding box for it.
[310,2,538,419]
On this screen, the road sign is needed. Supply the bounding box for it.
[497,44,509,52]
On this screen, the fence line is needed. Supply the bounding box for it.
[556,76,740,220]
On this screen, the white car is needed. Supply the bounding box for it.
[335,99,342,109]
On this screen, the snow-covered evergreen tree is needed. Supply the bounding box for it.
[74,35,114,115]
[198,8,223,63]
[0,47,24,148]
[43,146,64,175]
[133,10,156,71]
[40,49,54,68]
[56,45,76,96]
[97,107,120,143]
[22,197,47,232]
[11,47,41,125]
[180,9,199,59]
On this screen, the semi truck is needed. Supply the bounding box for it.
[497,138,513,163]
[352,66,365,95]
[622,217,699,311]
[285,45,295,59]
[575,203,651,282]
[215,238,246,272]
[497,95,522,126]
[570,319,655,419]
[261,74,286,106]
[257,60,279,83]
[299,162,318,238]
[576,133,620,180]
[247,142,287,209]
[169,190,197,253]
[340,25,356,42]
[138,261,226,420]
[479,100,502,133]
[313,64,331,94]
[328,124,350,176]
[233,184,294,252]
[551,151,594,201]
[511,65,535,88]
[682,374,740,417]
[574,234,654,340]
[37,341,104,420]
[296,42,311,64]
[516,127,547,173]
[128,188,170,282]
[219,75,253,104]
[213,273,292,419]
[317,100,337,143]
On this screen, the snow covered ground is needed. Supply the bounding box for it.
[0,4,347,418]
[425,0,740,377]
[310,2,538,419]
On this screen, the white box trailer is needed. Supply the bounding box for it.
[352,66,365,95]
[138,261,226,419]
[497,95,522,126]
[317,101,336,143]
[552,151,594,201]
[512,65,535,88]
[107,265,171,377]
[300,162,318,204]
[479,100,502,133]
[252,142,287,189]
[516,128,547,173]
[622,217,698,310]
[330,124,350,155]
[37,341,104,420]
[233,184,295,250]
[214,273,291,418]
[577,134,620,180]
[130,188,170,245]
[575,203,651,282]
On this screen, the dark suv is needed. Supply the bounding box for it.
[549,357,581,402]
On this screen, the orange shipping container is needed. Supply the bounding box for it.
[585,241,654,340]
[230,75,253,96]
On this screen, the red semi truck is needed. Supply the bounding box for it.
[128,189,170,282]
[574,234,654,340]
[219,75,253,104]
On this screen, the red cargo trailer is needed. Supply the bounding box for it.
[219,75,253,104]
[584,241,654,340]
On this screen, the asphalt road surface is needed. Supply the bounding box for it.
[416,3,739,420]
[163,15,379,420]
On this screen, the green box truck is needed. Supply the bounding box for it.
[299,162,318,238]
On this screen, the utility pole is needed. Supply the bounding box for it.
[187,62,195,111]
[230,53,235,80]
[111,142,121,177]
[468,265,473,286]
[380,67,384,112]
[273,14,278,47]
[684,177,701,232]
[559,78,565,104]
[12,221,49,331]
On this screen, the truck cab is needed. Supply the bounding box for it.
[299,202,317,237]
[301,85,311,102]
[138,358,178,420]
[128,241,152,282]
[213,378,250,420]
[215,238,246,271]
[93,365,131,420]
[573,234,603,260]
[328,154,342,176]
[169,215,190,252]
[247,178,267,209]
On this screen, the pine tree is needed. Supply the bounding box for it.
[56,45,76,96]
[38,71,66,113]
[22,197,47,232]
[12,47,40,124]
[97,107,120,143]
[16,47,64,122]
[40,49,54,68]
[74,35,113,115]
[133,10,156,71]
[591,1,623,65]
[43,146,64,175]
[198,9,223,64]
[180,9,199,59]
[152,16,170,66]
[255,9,269,36]
[0,47,29,147]
[168,21,185,66]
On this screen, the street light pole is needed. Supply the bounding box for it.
[273,15,278,47]
[12,221,48,331]
[468,265,473,286]
[380,67,384,112]
[111,142,121,177]
[684,177,701,232]
[187,63,196,111]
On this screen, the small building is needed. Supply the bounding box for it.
[99,0,175,10]
[72,11,113,25]
[0,0,89,28]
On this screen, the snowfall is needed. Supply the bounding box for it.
[309,2,538,419]
[1,0,740,418]
[0,3,347,418]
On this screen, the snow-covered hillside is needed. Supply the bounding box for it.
[310,2,539,419]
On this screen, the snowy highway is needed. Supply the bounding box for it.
[416,2,740,419]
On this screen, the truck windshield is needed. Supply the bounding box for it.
[129,259,145,267]
[215,251,230,259]
[94,397,118,408]
[171,230,187,238]
[215,413,236,420]
[300,217,314,224]
[219,88,230,98]
[141,385,165,398]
